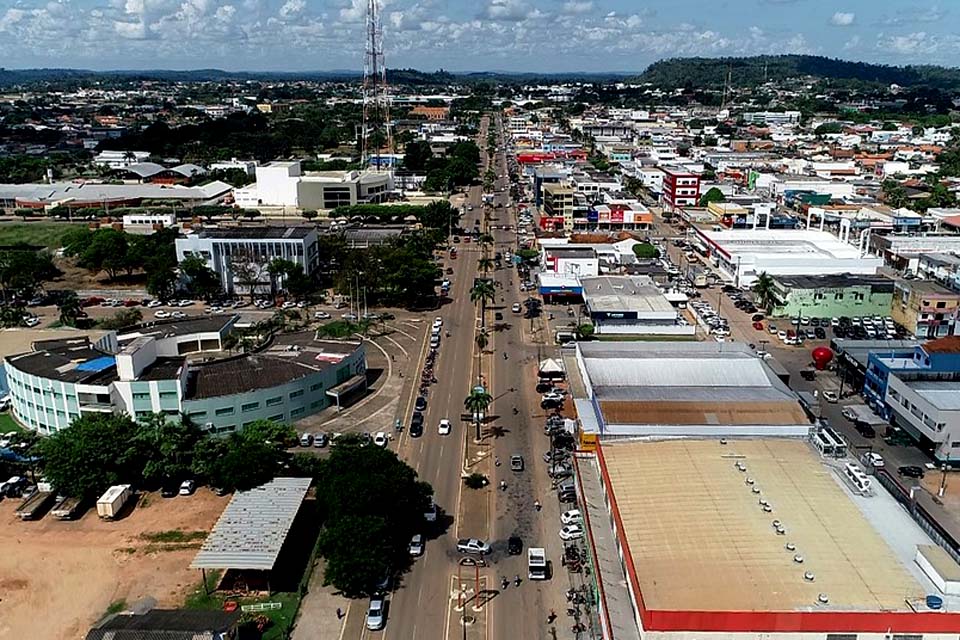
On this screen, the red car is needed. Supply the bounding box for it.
[123,299,139,307]
[82,296,104,307]
[753,321,764,331]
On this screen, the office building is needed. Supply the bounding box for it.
[771,274,895,319]
[175,226,318,296]
[661,167,701,212]
[233,161,391,210]
[580,276,692,336]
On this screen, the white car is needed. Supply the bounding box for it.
[823,390,839,403]
[155,310,170,319]
[408,534,424,557]
[373,432,389,447]
[561,509,582,525]
[366,598,386,631]
[861,452,885,468]
[777,330,787,341]
[314,311,331,320]
[541,391,565,403]
[281,301,297,310]
[559,523,584,541]
[172,311,187,319]
[456,538,491,555]
[177,299,193,307]
[433,316,443,328]
[178,479,196,495]
[146,299,162,308]
[23,316,40,327]
[438,419,451,435]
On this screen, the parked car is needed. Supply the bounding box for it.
[178,479,196,496]
[559,524,584,541]
[822,390,839,403]
[855,423,877,438]
[861,452,885,468]
[510,454,524,471]
[561,509,583,525]
[299,433,313,447]
[415,396,427,411]
[373,432,389,447]
[507,535,523,555]
[753,321,764,331]
[314,311,331,320]
[313,433,328,448]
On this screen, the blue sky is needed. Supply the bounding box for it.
[0,0,957,72]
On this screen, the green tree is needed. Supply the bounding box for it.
[0,249,61,303]
[402,140,433,171]
[180,254,221,300]
[478,257,495,274]
[38,414,146,500]
[699,187,726,207]
[301,209,318,222]
[134,414,203,486]
[575,323,595,340]
[464,387,492,442]
[632,243,660,259]
[316,442,433,597]
[200,435,282,491]
[146,254,179,302]
[54,290,82,327]
[77,229,129,281]
[882,179,909,209]
[752,272,776,311]
[98,308,142,330]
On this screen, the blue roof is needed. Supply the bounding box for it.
[76,356,116,372]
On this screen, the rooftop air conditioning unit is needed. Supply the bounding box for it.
[817,593,829,604]
[775,525,786,535]
[762,505,773,513]
[793,555,804,564]
[803,572,815,582]
[772,520,782,528]
[759,499,769,507]
[751,486,761,494]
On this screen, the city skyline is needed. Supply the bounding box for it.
[0,0,957,73]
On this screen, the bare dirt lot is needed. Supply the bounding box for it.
[0,490,227,640]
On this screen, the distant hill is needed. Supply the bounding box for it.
[636,55,960,90]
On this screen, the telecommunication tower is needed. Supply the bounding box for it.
[362,0,393,173]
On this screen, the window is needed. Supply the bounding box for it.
[310,383,323,392]
[834,293,844,300]
[268,413,285,422]
[215,406,235,417]
[290,407,305,418]
[937,301,947,309]
[266,396,282,407]
[289,389,304,400]
[827,634,857,640]
[133,392,150,400]
[892,635,922,640]
[241,401,260,413]
[217,425,236,434]
[951,442,960,449]
[187,411,207,420]
[159,391,178,400]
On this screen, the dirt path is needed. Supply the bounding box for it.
[0,490,227,640]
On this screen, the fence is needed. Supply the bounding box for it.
[875,469,960,566]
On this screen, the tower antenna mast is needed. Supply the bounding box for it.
[362,0,393,176]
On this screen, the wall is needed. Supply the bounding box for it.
[772,285,893,319]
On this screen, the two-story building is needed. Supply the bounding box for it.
[891,279,960,338]
[863,337,960,464]
[770,274,895,319]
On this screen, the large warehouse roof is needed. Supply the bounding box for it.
[190,477,312,571]
[601,439,923,612]
[576,342,807,429]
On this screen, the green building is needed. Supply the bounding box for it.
[771,274,894,319]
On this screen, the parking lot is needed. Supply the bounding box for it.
[0,488,227,640]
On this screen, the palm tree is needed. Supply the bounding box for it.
[752,271,776,312]
[470,280,496,328]
[464,388,493,442]
[477,257,495,274]
[56,291,82,327]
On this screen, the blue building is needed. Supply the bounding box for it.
[863,337,960,463]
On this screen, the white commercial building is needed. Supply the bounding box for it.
[175,226,319,296]
[93,150,151,169]
[694,228,883,287]
[581,276,693,336]
[233,161,392,210]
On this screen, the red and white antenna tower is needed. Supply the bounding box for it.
[362,0,393,173]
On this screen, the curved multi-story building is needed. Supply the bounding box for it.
[3,316,366,435]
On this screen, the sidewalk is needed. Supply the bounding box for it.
[575,454,642,640]
[291,558,353,640]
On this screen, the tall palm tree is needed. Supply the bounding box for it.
[752,271,776,311]
[477,257,495,274]
[470,280,496,328]
[464,388,493,442]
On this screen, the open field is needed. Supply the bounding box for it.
[0,222,74,249]
[0,414,24,434]
[0,489,228,640]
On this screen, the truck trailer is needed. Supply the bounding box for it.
[51,495,85,520]
[528,547,548,580]
[97,484,132,520]
[16,490,54,520]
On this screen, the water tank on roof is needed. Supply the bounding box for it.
[927,595,944,610]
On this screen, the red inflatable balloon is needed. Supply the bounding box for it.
[811,347,833,370]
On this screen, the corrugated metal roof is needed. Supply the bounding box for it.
[585,357,771,388]
[190,477,311,571]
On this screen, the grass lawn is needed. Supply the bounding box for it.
[0,222,74,249]
[184,572,302,640]
[0,414,25,434]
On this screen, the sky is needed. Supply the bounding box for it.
[0,0,957,73]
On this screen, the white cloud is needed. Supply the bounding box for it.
[279,0,305,18]
[482,0,532,22]
[830,12,855,26]
[561,1,593,15]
